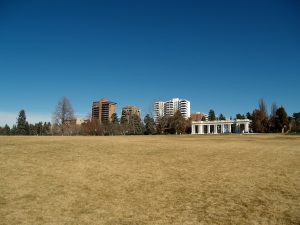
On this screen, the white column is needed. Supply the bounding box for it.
[214,124,218,134]
[245,122,249,133]
[228,124,232,133]
[192,124,195,134]
[208,125,210,134]
[221,124,224,133]
[199,125,203,134]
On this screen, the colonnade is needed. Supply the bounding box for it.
[191,119,251,134]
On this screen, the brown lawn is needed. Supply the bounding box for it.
[0,135,300,225]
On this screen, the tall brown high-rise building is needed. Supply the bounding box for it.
[92,98,116,123]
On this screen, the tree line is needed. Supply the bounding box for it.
[1,97,300,135]
[248,99,299,133]
[0,110,51,135]
[205,99,299,133]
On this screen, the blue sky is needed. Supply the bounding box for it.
[0,0,299,126]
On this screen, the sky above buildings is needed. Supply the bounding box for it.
[0,0,299,126]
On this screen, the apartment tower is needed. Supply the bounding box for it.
[92,98,116,123]
[154,98,190,120]
[154,101,165,121]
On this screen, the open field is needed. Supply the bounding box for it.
[0,135,300,225]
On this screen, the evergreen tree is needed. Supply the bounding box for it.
[29,124,37,135]
[44,122,51,135]
[128,114,144,135]
[0,126,3,135]
[10,125,17,135]
[208,109,216,121]
[292,112,300,132]
[120,110,128,124]
[246,112,253,131]
[111,113,119,124]
[3,125,10,135]
[274,106,289,133]
[236,113,245,119]
[246,112,252,120]
[16,110,29,135]
[144,114,156,135]
[219,113,226,120]
[269,103,278,132]
[36,122,44,135]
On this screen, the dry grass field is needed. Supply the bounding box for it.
[0,135,300,225]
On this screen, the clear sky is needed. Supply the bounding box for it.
[0,0,299,126]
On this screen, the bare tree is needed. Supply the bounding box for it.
[252,98,269,133]
[81,118,102,135]
[259,98,268,119]
[53,97,75,135]
[170,110,186,134]
[270,102,278,118]
[156,115,169,134]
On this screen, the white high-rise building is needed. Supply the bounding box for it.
[154,98,190,120]
[164,98,179,117]
[179,99,190,119]
[154,101,165,121]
